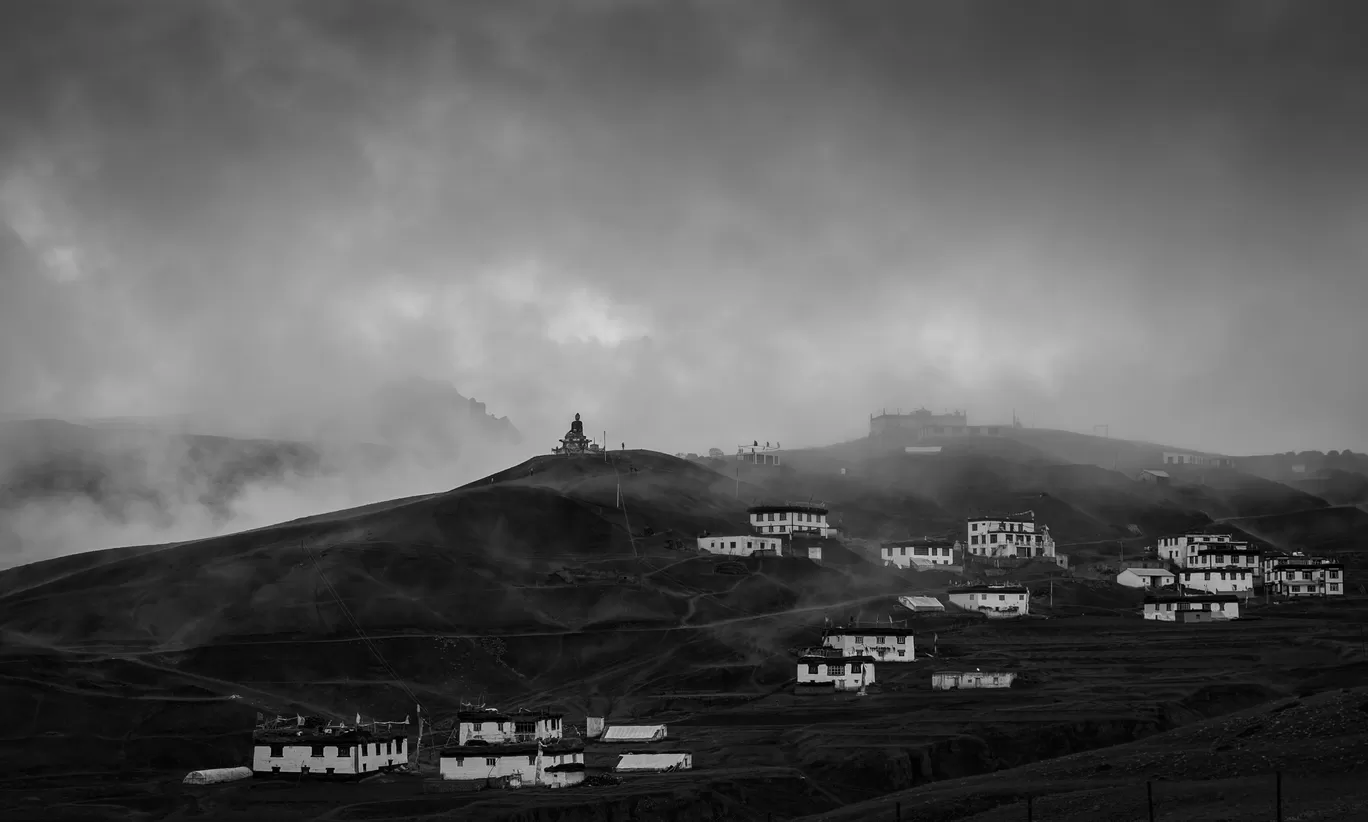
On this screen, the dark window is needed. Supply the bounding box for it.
[269,744,284,757]
[485,757,496,767]
[337,745,351,756]
[807,664,820,674]
[515,721,535,736]
[272,766,281,773]
[828,664,846,676]
[528,755,536,765]
[311,745,325,757]
[326,767,335,774]
[455,757,464,766]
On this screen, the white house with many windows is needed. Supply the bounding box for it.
[796,649,877,692]
[1156,534,1247,567]
[882,538,956,568]
[748,503,833,537]
[439,709,584,788]
[696,535,782,557]
[1143,593,1240,621]
[947,585,1030,617]
[820,625,916,662]
[251,719,410,778]
[1179,567,1255,595]
[964,512,1057,562]
[1269,562,1346,597]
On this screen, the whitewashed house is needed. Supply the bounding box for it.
[614,752,693,772]
[749,502,833,537]
[1160,451,1233,467]
[821,625,916,662]
[600,725,667,743]
[932,670,1016,690]
[796,649,877,693]
[1143,593,1240,621]
[964,512,1058,563]
[882,538,956,568]
[1270,562,1347,597]
[1179,567,1255,595]
[1137,469,1171,485]
[251,722,410,778]
[438,708,584,788]
[1155,533,1240,566]
[1117,567,1176,589]
[947,585,1030,618]
[696,535,782,557]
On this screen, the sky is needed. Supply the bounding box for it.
[3,0,1367,462]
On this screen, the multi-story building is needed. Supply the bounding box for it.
[1159,451,1234,468]
[964,511,1057,561]
[251,717,411,778]
[1179,567,1256,595]
[1269,562,1347,597]
[820,625,917,662]
[1156,533,1243,566]
[439,708,584,787]
[748,502,833,537]
[795,648,877,693]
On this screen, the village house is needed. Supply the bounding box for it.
[1269,562,1347,597]
[932,670,1016,690]
[696,535,783,557]
[1179,567,1256,595]
[1117,567,1176,589]
[1155,533,1240,566]
[947,584,1030,618]
[251,716,411,778]
[963,511,1058,563]
[881,537,956,568]
[1160,451,1234,467]
[1137,469,1171,486]
[438,708,585,788]
[736,442,782,466]
[821,624,917,661]
[1188,546,1261,573]
[1143,593,1241,621]
[749,502,834,538]
[796,648,877,693]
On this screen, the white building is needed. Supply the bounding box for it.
[1155,533,1240,566]
[749,502,833,537]
[964,511,1057,561]
[932,670,1016,690]
[947,585,1030,618]
[736,443,782,466]
[1269,562,1346,597]
[1143,593,1240,621]
[882,538,956,568]
[252,724,410,778]
[1137,469,1171,485]
[600,725,667,743]
[1187,546,1261,575]
[1160,451,1234,467]
[796,649,877,692]
[1179,567,1255,595]
[696,535,782,557]
[821,625,916,662]
[614,752,693,772]
[439,708,584,788]
[1117,567,1176,589]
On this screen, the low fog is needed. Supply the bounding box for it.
[3,0,1368,565]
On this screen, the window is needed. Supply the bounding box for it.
[827,664,846,676]
[990,535,998,544]
[807,664,820,674]
[338,745,351,756]
[914,546,928,556]
[998,595,1005,600]
[1330,570,1340,579]
[900,547,906,555]
[485,758,497,767]
[747,541,752,549]
[875,636,885,644]
[311,745,326,757]
[528,755,536,765]
[1331,584,1340,592]
[455,757,464,766]
[269,744,284,757]
[1204,573,1211,580]
[515,721,535,736]
[326,767,335,774]
[896,636,906,644]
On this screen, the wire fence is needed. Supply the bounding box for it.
[799,771,1368,822]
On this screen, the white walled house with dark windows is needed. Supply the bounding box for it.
[947,585,1030,618]
[1156,533,1239,566]
[696,535,783,557]
[964,512,1058,564]
[1143,593,1240,621]
[1179,567,1255,595]
[1270,562,1346,597]
[749,502,833,538]
[882,537,956,568]
[251,719,411,778]
[439,709,584,788]
[821,625,917,662]
[795,648,877,693]
[1188,546,1262,577]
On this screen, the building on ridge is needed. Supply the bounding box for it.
[439,708,584,788]
[947,584,1030,618]
[736,441,783,466]
[1155,533,1243,567]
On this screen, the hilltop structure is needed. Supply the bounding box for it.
[736,441,783,466]
[438,708,584,788]
[552,413,603,456]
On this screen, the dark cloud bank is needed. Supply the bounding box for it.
[2,0,1366,564]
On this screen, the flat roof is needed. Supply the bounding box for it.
[885,538,956,547]
[824,626,917,636]
[455,709,562,723]
[1144,594,1240,604]
[748,503,829,515]
[952,585,1030,595]
[797,653,876,664]
[1121,568,1174,576]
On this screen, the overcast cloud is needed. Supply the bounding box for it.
[3,0,1367,460]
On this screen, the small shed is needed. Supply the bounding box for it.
[932,670,1015,690]
[600,724,667,743]
[586,717,605,739]
[1138,469,1171,486]
[614,751,693,772]
[183,767,253,785]
[899,595,946,612]
[1117,568,1176,589]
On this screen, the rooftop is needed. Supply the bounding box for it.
[969,510,1036,524]
[824,626,917,637]
[748,502,829,515]
[1144,593,1241,604]
[797,651,877,664]
[953,585,1030,595]
[1122,568,1175,576]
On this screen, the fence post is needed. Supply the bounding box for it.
[1276,771,1283,822]
[1027,794,1033,821]
[895,801,901,822]
[1147,781,1155,822]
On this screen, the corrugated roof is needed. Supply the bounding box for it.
[899,596,945,611]
[614,752,691,772]
[1122,568,1174,576]
[600,725,666,742]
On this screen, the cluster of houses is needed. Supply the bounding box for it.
[881,511,1067,571]
[244,709,690,789]
[1116,532,1348,622]
[694,501,832,563]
